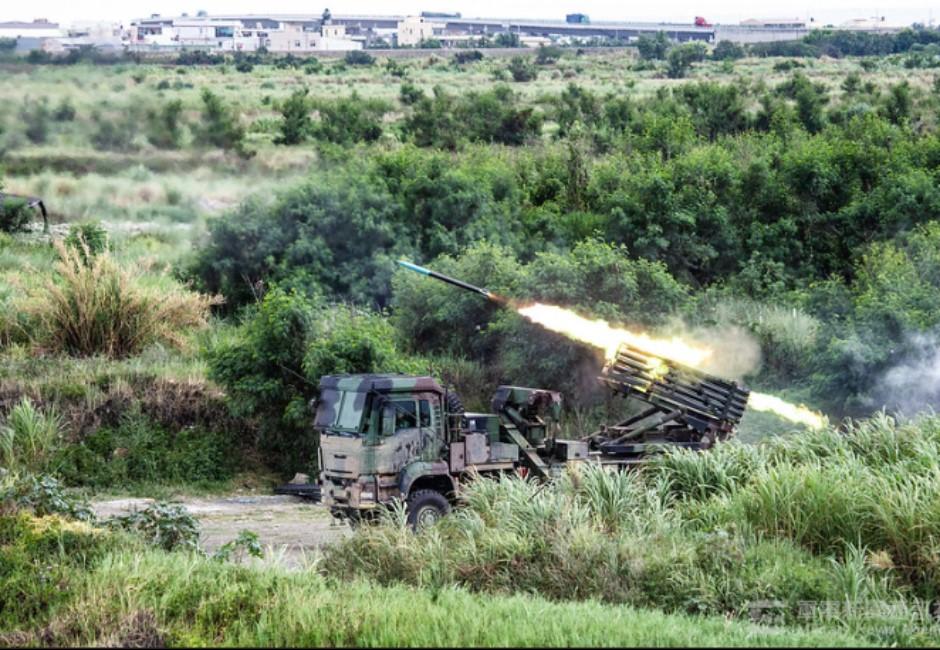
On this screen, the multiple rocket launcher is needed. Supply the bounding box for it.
[397,260,752,445]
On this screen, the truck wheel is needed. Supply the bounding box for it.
[406,489,450,531]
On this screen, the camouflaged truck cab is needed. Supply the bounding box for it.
[315,374,548,529]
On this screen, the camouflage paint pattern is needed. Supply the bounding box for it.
[316,374,449,512]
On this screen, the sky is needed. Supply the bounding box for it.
[6,0,939,28]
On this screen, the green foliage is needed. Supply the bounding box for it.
[6,545,865,647]
[275,87,311,145]
[637,31,671,60]
[204,289,420,474]
[212,529,263,562]
[667,42,707,79]
[0,196,30,233]
[106,501,200,552]
[90,107,140,151]
[195,88,250,157]
[20,97,51,144]
[64,220,109,264]
[399,80,423,105]
[452,49,483,65]
[53,410,237,489]
[507,56,538,82]
[145,99,185,149]
[31,242,217,358]
[404,85,543,148]
[0,398,63,473]
[536,44,564,65]
[712,40,744,60]
[0,511,114,630]
[344,50,375,66]
[1,474,94,522]
[310,93,388,144]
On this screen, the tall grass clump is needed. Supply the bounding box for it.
[29,242,220,358]
[0,397,63,472]
[324,415,940,644]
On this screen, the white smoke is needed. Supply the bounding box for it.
[874,333,940,417]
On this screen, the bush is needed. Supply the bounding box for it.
[667,42,707,79]
[64,221,109,264]
[29,242,219,358]
[20,97,51,144]
[712,40,744,60]
[204,289,421,475]
[145,99,185,149]
[344,50,375,66]
[535,44,564,65]
[53,410,238,489]
[106,501,200,552]
[52,98,77,122]
[310,93,389,144]
[275,88,311,145]
[637,31,670,60]
[195,88,250,157]
[452,50,483,65]
[404,85,542,147]
[90,107,140,151]
[508,56,538,82]
[0,196,30,233]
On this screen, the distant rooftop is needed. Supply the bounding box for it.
[0,20,60,29]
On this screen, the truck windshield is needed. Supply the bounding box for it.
[315,389,365,432]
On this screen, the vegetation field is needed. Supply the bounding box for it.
[5,31,940,645]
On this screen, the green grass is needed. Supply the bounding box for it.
[28,548,869,647]
[324,415,940,646]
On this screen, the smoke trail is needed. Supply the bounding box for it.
[873,332,940,417]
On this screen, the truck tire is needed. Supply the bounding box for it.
[406,489,451,531]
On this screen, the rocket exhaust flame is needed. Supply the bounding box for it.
[517,303,712,367]
[746,392,827,429]
[397,259,828,430]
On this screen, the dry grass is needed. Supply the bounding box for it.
[28,242,220,358]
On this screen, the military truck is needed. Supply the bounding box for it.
[315,342,750,528]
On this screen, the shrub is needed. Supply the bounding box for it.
[1,474,94,522]
[453,50,483,65]
[310,93,389,144]
[637,31,671,60]
[145,99,185,149]
[399,81,424,106]
[53,411,237,489]
[52,98,77,122]
[204,289,420,475]
[195,88,250,157]
[90,107,140,151]
[667,42,707,79]
[106,501,200,552]
[344,50,375,66]
[0,196,30,233]
[29,242,220,358]
[20,97,51,144]
[275,88,311,145]
[535,44,564,65]
[712,40,744,60]
[64,221,109,264]
[508,56,538,82]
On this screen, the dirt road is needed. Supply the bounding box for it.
[92,495,351,568]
